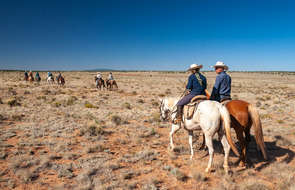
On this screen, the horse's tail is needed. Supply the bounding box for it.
[220,105,240,157]
[248,104,268,160]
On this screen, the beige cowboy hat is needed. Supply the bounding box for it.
[211,61,228,70]
[187,64,203,71]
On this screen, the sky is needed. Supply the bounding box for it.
[0,0,295,71]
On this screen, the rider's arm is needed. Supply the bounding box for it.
[186,75,193,90]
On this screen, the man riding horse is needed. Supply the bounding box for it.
[24,71,29,81]
[210,61,232,103]
[95,72,105,89]
[174,64,207,124]
[35,72,41,82]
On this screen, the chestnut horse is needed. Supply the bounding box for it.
[106,80,118,90]
[95,77,105,90]
[56,76,65,86]
[28,72,34,82]
[224,100,268,166]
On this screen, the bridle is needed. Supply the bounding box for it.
[159,100,177,121]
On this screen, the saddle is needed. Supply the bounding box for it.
[184,95,207,120]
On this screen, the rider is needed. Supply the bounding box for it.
[210,61,231,103]
[174,64,207,124]
[96,72,102,80]
[24,70,28,80]
[57,72,62,81]
[35,72,41,81]
[108,72,114,81]
[48,72,53,78]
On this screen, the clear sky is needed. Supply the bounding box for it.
[0,0,295,71]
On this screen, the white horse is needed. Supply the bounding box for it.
[159,97,239,173]
[47,76,54,84]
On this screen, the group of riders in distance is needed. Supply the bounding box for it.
[95,72,118,90]
[159,61,267,173]
[24,71,65,86]
[24,70,118,90]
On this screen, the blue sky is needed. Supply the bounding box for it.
[0,0,295,71]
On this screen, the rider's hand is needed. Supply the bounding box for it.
[185,89,190,95]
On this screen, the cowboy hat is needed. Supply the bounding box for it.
[211,61,228,70]
[187,64,203,71]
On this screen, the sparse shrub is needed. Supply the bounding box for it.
[42,89,51,95]
[132,91,137,95]
[277,119,284,124]
[15,169,39,183]
[37,96,46,101]
[192,170,207,182]
[0,97,3,104]
[11,114,24,121]
[0,114,5,121]
[86,144,105,153]
[137,99,144,103]
[240,179,270,190]
[66,96,78,106]
[150,112,161,123]
[111,115,122,126]
[151,100,159,107]
[122,102,132,109]
[7,98,21,107]
[24,90,30,95]
[170,167,187,181]
[80,122,105,136]
[165,89,171,95]
[84,101,97,108]
[158,93,165,97]
[53,101,62,107]
[139,128,156,138]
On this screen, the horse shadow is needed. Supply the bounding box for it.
[202,135,295,171]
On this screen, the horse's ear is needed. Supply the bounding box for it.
[158,97,162,102]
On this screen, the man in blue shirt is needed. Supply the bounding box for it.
[210,61,232,103]
[174,64,207,124]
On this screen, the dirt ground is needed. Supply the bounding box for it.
[1,71,295,190]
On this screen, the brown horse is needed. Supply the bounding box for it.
[95,77,105,90]
[199,97,268,167]
[56,76,65,86]
[28,72,34,82]
[106,80,118,90]
[225,100,267,166]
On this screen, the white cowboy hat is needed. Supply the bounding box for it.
[187,64,203,71]
[211,61,228,70]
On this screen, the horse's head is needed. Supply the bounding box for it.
[159,98,170,121]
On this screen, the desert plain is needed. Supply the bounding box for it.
[0,71,295,190]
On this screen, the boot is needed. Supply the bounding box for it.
[173,105,183,124]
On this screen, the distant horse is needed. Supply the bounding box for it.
[106,80,118,90]
[95,77,105,90]
[24,75,29,81]
[28,72,34,82]
[35,75,41,82]
[47,76,54,84]
[56,76,65,86]
[160,97,239,173]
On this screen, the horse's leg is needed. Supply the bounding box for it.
[220,132,230,174]
[170,124,181,150]
[235,127,247,167]
[188,130,194,160]
[204,134,214,173]
[199,133,206,150]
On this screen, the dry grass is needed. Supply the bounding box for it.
[0,71,295,189]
